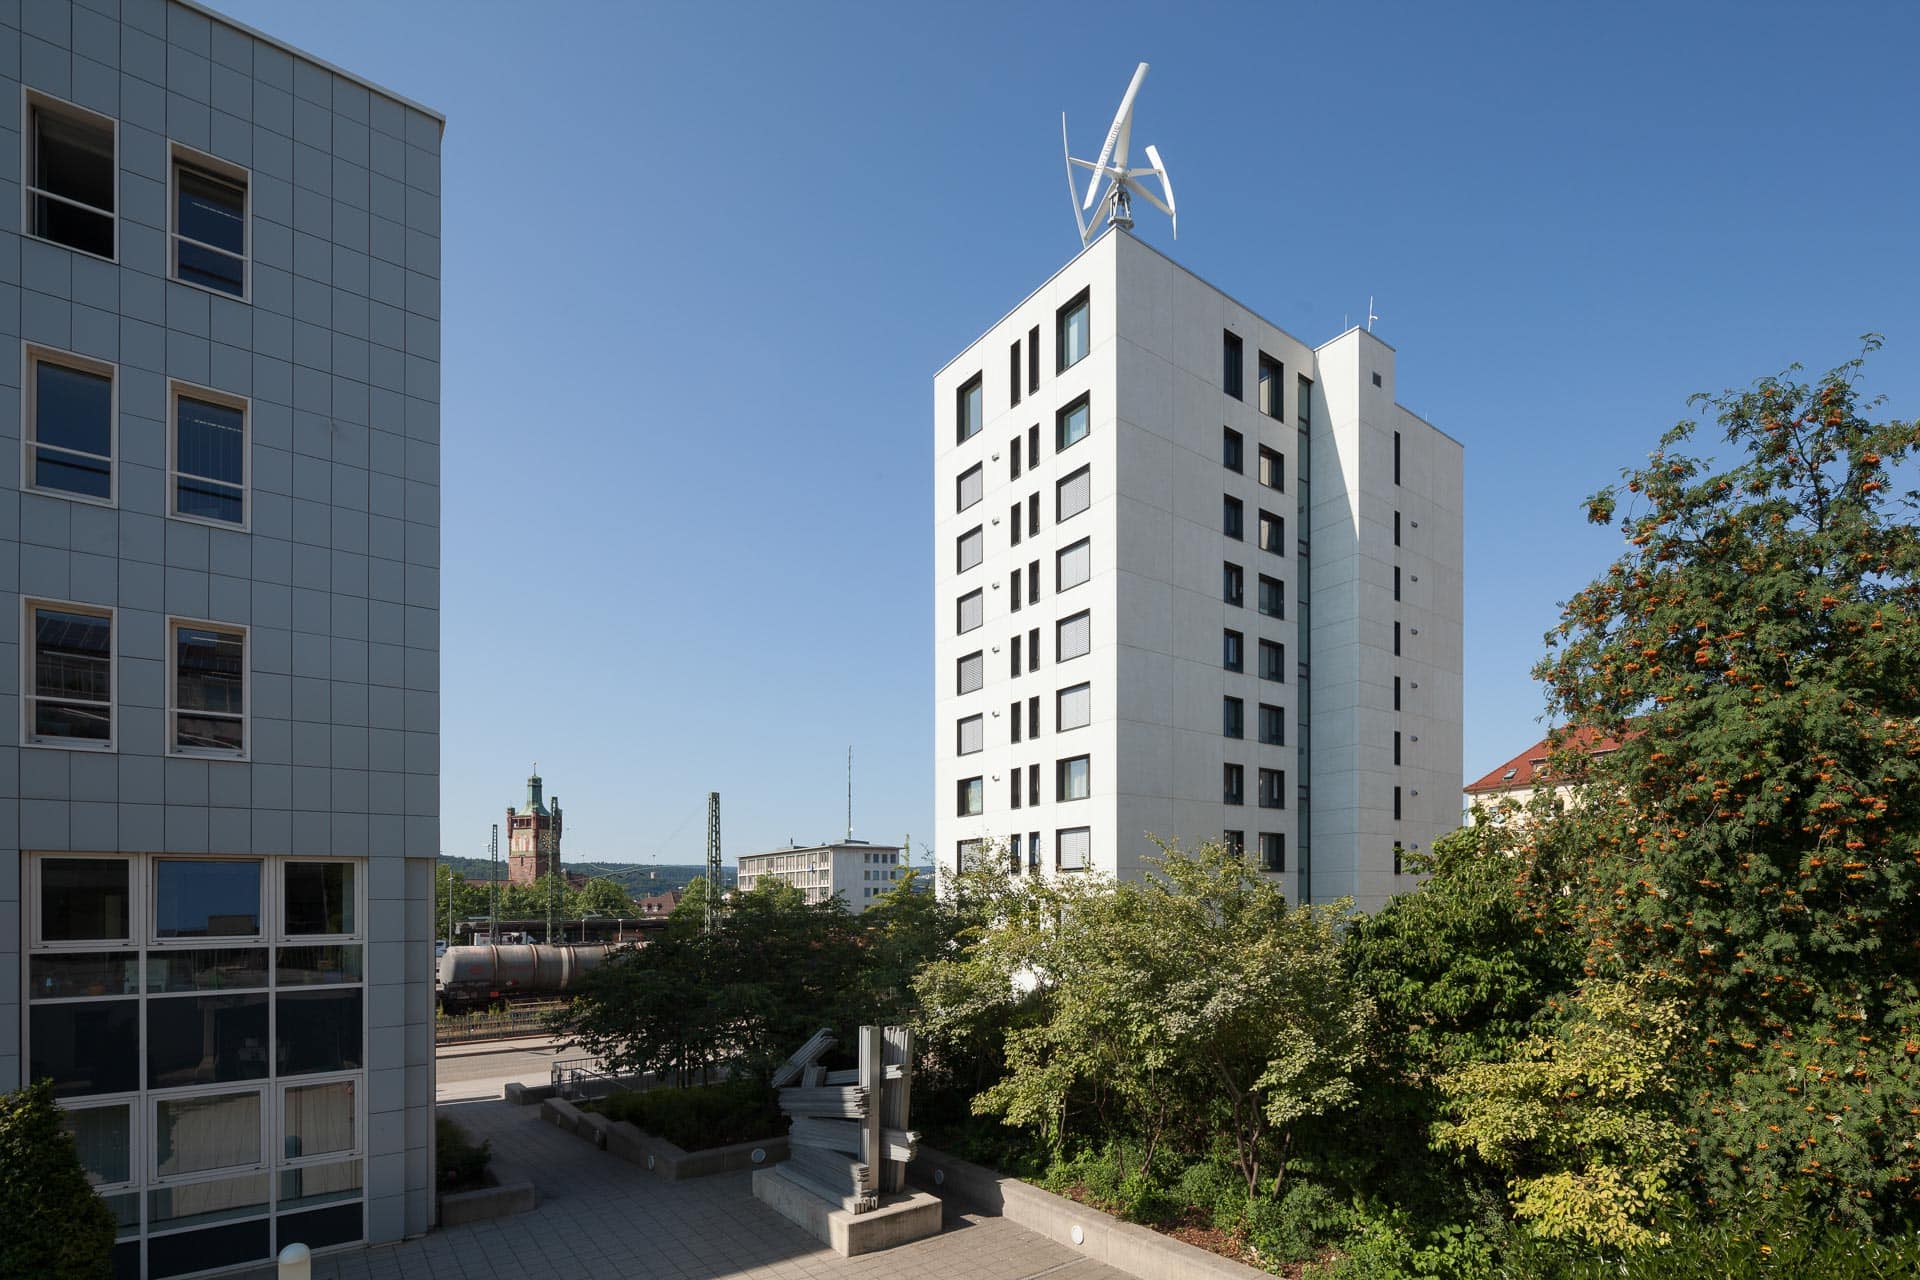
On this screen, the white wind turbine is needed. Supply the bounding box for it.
[1062,62,1177,245]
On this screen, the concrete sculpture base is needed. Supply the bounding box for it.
[752,1165,942,1256]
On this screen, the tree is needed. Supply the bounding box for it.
[0,1079,116,1280]
[432,861,490,937]
[1531,339,1920,1225]
[574,877,636,918]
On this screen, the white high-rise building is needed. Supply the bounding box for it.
[932,229,1461,912]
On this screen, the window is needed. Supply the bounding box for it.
[1394,675,1401,710]
[1223,697,1244,739]
[1010,501,1023,547]
[1010,437,1022,479]
[1260,639,1285,682]
[1010,700,1022,743]
[168,383,251,528]
[1011,768,1022,809]
[26,95,116,258]
[1028,761,1040,803]
[956,463,983,512]
[171,149,248,298]
[1223,764,1244,805]
[1028,629,1040,672]
[1057,465,1091,522]
[957,777,983,816]
[1393,730,1402,766]
[1394,621,1402,656]
[1223,629,1244,672]
[1260,832,1285,873]
[24,602,113,748]
[957,651,983,695]
[1394,430,1402,484]
[1258,354,1284,418]
[1224,495,1244,540]
[1057,538,1091,592]
[1259,510,1285,554]
[1224,427,1244,473]
[1028,564,1040,607]
[956,526,983,572]
[1010,634,1022,678]
[26,347,115,503]
[1393,785,1402,821]
[1259,768,1285,809]
[284,862,356,936]
[1223,562,1244,607]
[1057,755,1090,802]
[1222,330,1243,399]
[1028,423,1040,465]
[1029,325,1041,393]
[956,375,983,444]
[1010,341,1022,407]
[1374,371,1383,388]
[1057,290,1089,371]
[957,714,983,756]
[1010,567,1023,613]
[956,589,982,634]
[1057,682,1091,732]
[1394,566,1401,602]
[1057,827,1090,872]
[1258,575,1284,619]
[170,621,246,757]
[1223,829,1246,857]
[1259,704,1284,746]
[37,856,132,944]
[1028,492,1040,537]
[1057,394,1090,451]
[1297,374,1313,428]
[1259,446,1283,491]
[1394,510,1401,546]
[1393,842,1405,876]
[1028,832,1041,872]
[1057,611,1091,662]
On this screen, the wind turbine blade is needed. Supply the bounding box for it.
[1085,62,1149,210]
[1068,157,1106,172]
[1062,113,1090,244]
[1132,186,1172,217]
[1146,144,1177,239]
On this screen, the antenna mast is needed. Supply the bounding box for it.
[705,791,722,935]
[488,823,499,944]
[846,745,853,842]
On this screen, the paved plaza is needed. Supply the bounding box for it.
[286,1089,1134,1280]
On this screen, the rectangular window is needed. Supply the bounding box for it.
[1057,682,1091,732]
[1259,510,1285,554]
[171,149,248,298]
[37,857,132,944]
[26,347,116,503]
[1028,831,1041,872]
[1258,354,1283,419]
[956,589,983,634]
[1394,730,1402,766]
[1057,465,1091,522]
[1010,341,1022,407]
[1010,501,1023,547]
[957,714,983,756]
[27,95,116,258]
[1223,562,1244,607]
[284,862,356,936]
[1224,427,1244,473]
[1010,436,1022,480]
[1260,832,1285,873]
[1297,374,1313,428]
[1394,785,1403,821]
[1028,628,1040,672]
[956,463,983,512]
[1223,763,1244,805]
[1259,446,1283,491]
[1394,565,1401,602]
[1394,621,1402,656]
[1057,394,1090,451]
[1056,755,1089,802]
[1394,430,1402,484]
[170,383,250,526]
[1057,611,1091,662]
[956,526,983,573]
[1029,325,1041,393]
[1223,829,1245,857]
[1028,563,1041,606]
[1028,761,1039,803]
[957,777,983,817]
[1394,510,1401,546]
[24,601,113,748]
[1028,492,1040,537]
[1011,768,1022,810]
[1259,768,1285,809]
[1057,827,1090,872]
[1260,639,1285,682]
[1223,696,1244,739]
[1222,331,1243,399]
[957,374,983,444]
[1010,567,1023,613]
[1394,675,1401,710]
[154,859,263,939]
[1259,703,1284,746]
[1223,629,1244,672]
[1056,538,1091,592]
[1009,634,1022,679]
[1028,423,1040,465]
[1010,699,1023,743]
[1057,290,1089,371]
[1224,495,1244,540]
[1258,575,1284,619]
[170,620,246,757]
[957,651,983,695]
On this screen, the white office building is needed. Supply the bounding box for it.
[933,229,1461,912]
[736,842,905,913]
[2,3,443,1275]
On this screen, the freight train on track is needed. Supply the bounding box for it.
[436,942,622,1013]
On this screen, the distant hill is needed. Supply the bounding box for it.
[436,856,734,896]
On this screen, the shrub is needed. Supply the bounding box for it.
[588,1076,781,1151]
[1246,1180,1347,1266]
[436,1114,491,1193]
[0,1080,116,1280]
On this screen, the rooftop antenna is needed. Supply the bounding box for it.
[846,745,853,842]
[1366,297,1379,333]
[1062,62,1177,246]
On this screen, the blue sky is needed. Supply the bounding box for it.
[217,0,1920,869]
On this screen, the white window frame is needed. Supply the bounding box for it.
[21,87,118,263]
[167,617,250,760]
[148,856,269,947]
[57,1095,143,1218]
[27,852,138,949]
[281,859,365,945]
[167,143,251,302]
[21,597,116,752]
[23,343,119,508]
[167,379,251,531]
[277,1073,365,1171]
[148,1086,272,1184]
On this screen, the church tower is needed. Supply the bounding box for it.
[506,767,563,885]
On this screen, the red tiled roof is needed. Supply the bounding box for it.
[1463,725,1628,795]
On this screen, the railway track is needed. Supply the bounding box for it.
[434,999,569,1045]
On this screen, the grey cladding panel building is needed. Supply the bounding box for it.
[0,1,443,1275]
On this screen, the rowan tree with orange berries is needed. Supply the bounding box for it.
[1530,337,1920,1228]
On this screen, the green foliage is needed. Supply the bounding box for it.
[435,1114,491,1192]
[0,1080,115,1280]
[587,1077,782,1151]
[1326,1216,1502,1280]
[1246,1179,1348,1265]
[1530,340,1920,1225]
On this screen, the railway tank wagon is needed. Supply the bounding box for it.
[437,943,618,1012]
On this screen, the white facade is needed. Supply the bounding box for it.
[932,230,1462,912]
[736,843,904,913]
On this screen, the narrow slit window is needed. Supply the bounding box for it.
[1057,291,1089,371]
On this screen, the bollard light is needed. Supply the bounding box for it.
[278,1242,312,1280]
